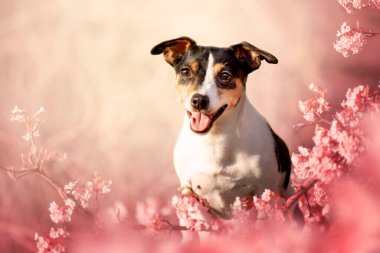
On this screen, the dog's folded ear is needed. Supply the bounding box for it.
[231,42,278,73]
[151,37,196,66]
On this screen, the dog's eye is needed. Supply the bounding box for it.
[180,67,191,77]
[219,71,233,82]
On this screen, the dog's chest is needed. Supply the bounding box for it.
[174,134,226,181]
[173,128,262,192]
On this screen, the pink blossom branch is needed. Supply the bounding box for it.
[0,166,97,221]
[334,22,379,57]
[285,179,319,212]
[292,119,331,130]
[117,207,217,233]
[131,222,188,231]
[132,220,215,232]
[339,0,380,13]
[292,118,331,130]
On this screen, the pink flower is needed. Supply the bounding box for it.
[11,105,40,142]
[227,197,258,235]
[338,0,380,13]
[64,180,93,209]
[334,22,376,57]
[35,227,68,253]
[10,106,26,122]
[293,84,379,184]
[337,85,374,127]
[49,198,75,223]
[145,214,172,231]
[49,227,69,239]
[172,192,220,232]
[253,190,286,222]
[92,172,112,194]
[342,85,371,112]
[35,233,49,253]
[330,120,362,164]
[21,130,40,142]
[298,84,330,122]
[64,173,112,209]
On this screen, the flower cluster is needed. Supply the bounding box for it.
[64,172,112,209]
[171,189,221,232]
[291,84,379,232]
[293,84,375,183]
[64,181,92,209]
[3,106,114,252]
[39,173,112,251]
[333,22,376,58]
[49,199,76,224]
[92,172,112,195]
[253,190,286,223]
[298,83,330,123]
[6,106,65,183]
[10,106,44,142]
[338,0,380,13]
[35,228,69,253]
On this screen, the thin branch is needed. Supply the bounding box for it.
[362,31,380,36]
[292,122,316,130]
[34,170,68,200]
[131,221,215,232]
[292,118,330,130]
[285,179,318,212]
[303,191,313,218]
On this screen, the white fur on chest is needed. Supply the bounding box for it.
[173,96,281,215]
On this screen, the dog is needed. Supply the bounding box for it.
[151,37,291,218]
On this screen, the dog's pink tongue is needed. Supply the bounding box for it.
[190,112,211,132]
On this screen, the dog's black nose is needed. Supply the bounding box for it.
[191,94,209,111]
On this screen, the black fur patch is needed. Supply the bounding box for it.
[268,126,291,189]
[216,81,237,89]
[175,46,210,87]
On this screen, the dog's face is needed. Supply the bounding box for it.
[151,37,278,134]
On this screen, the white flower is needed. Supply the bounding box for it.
[49,227,69,239]
[34,233,49,253]
[49,199,75,223]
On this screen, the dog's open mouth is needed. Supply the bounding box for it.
[187,104,228,134]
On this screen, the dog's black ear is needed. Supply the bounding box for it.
[151,37,196,66]
[230,42,278,73]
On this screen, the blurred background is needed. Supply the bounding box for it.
[0,0,379,251]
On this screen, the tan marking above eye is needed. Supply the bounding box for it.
[190,61,199,73]
[213,63,225,76]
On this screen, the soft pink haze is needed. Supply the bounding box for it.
[0,1,380,252]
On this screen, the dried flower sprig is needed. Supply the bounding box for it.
[0,106,112,253]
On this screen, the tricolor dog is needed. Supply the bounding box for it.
[151,37,291,218]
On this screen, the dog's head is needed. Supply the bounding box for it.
[151,37,278,134]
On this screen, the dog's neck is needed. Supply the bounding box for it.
[212,93,247,133]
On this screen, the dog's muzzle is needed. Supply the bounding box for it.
[187,104,228,134]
